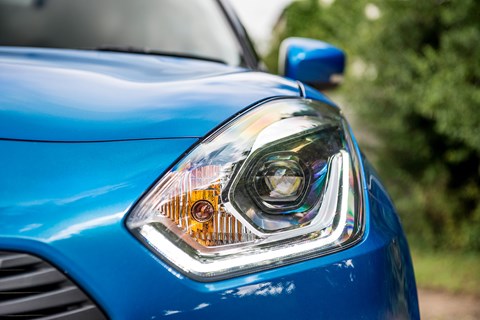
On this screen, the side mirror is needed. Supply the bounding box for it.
[279,37,345,90]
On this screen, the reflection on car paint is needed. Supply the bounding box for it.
[222,281,296,298]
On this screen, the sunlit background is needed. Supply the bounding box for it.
[230,0,292,54]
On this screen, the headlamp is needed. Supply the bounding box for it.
[126,98,364,281]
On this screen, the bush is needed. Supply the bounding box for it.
[267,0,480,251]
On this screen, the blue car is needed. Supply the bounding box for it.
[0,0,419,319]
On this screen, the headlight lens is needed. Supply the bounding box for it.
[127,98,364,281]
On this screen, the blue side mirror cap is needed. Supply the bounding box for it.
[279,37,346,90]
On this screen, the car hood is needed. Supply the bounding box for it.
[0,47,300,141]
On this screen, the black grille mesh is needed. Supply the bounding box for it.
[0,251,107,319]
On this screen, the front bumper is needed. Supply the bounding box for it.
[0,139,419,319]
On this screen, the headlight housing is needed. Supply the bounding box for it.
[127,98,364,281]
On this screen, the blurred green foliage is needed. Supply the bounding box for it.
[411,248,480,295]
[266,0,480,251]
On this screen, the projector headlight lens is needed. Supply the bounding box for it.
[253,154,307,204]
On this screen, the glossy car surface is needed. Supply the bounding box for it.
[0,0,419,319]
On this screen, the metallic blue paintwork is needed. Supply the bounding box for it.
[0,43,419,318]
[301,82,338,103]
[0,47,300,141]
[0,125,419,319]
[280,37,345,86]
